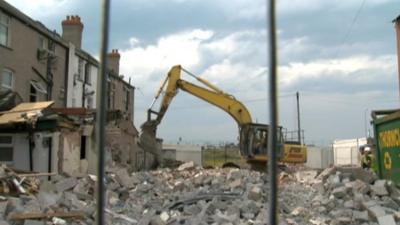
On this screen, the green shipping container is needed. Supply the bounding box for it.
[372,110,400,185]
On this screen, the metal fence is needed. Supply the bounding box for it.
[95,0,279,224]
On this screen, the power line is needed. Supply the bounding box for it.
[334,0,367,59]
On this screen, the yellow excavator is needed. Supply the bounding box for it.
[140,65,306,168]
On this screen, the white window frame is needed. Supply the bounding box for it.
[38,36,47,50]
[1,69,13,91]
[0,135,13,162]
[30,80,47,102]
[85,63,92,85]
[0,10,10,47]
[78,58,84,80]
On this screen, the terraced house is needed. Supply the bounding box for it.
[0,1,68,107]
[0,0,137,174]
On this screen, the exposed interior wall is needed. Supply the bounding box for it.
[87,130,97,175]
[59,129,82,176]
[106,119,138,168]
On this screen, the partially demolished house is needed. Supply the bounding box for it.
[0,0,140,174]
[0,102,97,176]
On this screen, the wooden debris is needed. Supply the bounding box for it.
[0,164,43,195]
[11,177,26,194]
[7,211,85,220]
[18,172,56,177]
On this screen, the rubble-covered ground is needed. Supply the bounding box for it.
[1,162,400,225]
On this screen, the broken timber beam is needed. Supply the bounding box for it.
[17,172,57,177]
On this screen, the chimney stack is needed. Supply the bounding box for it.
[107,49,121,75]
[394,16,400,99]
[62,15,84,48]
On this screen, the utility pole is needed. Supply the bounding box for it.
[394,17,400,99]
[296,92,301,144]
[364,108,368,138]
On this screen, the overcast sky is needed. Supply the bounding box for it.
[6,0,400,145]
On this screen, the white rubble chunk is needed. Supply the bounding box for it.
[371,180,389,196]
[160,212,169,222]
[177,161,195,171]
[367,205,386,219]
[248,186,262,201]
[377,215,396,225]
[52,217,67,225]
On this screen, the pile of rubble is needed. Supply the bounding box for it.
[1,162,400,225]
[0,162,268,225]
[282,167,400,225]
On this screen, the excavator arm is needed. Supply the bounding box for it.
[147,65,252,126]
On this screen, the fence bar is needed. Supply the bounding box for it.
[267,0,278,224]
[96,0,110,224]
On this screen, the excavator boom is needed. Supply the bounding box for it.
[148,65,252,125]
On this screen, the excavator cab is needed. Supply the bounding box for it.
[239,123,284,163]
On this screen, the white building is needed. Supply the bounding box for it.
[66,44,98,109]
[332,138,367,166]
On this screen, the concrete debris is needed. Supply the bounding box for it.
[377,215,396,225]
[54,177,77,193]
[248,186,262,201]
[2,162,400,225]
[177,161,195,171]
[371,180,389,196]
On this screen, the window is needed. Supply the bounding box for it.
[0,11,10,47]
[87,96,93,109]
[38,36,46,49]
[124,87,130,111]
[1,69,12,91]
[30,81,47,102]
[84,63,91,84]
[0,135,13,162]
[80,136,86,159]
[78,58,84,80]
[107,81,115,110]
[30,84,37,102]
